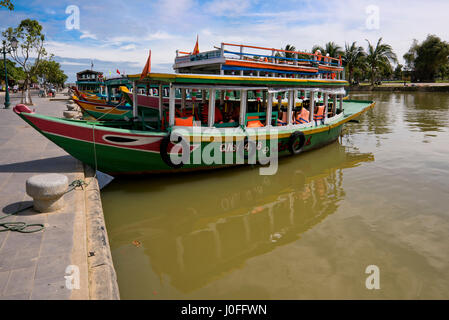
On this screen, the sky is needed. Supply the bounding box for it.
[1,0,449,83]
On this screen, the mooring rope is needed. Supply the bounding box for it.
[0,177,93,234]
[1,125,99,234]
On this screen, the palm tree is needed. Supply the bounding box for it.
[283,44,296,59]
[312,42,343,58]
[365,38,397,86]
[343,42,366,84]
[324,42,343,58]
[312,45,325,54]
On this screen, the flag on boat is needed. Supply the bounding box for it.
[192,35,199,55]
[116,69,120,75]
[140,49,152,80]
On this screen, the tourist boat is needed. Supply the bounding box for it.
[13,43,375,175]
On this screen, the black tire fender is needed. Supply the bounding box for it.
[288,131,306,155]
[160,132,190,169]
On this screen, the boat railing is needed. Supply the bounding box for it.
[175,42,343,69]
[221,43,342,68]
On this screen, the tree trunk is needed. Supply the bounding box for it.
[21,77,33,105]
[371,66,375,86]
[349,66,354,85]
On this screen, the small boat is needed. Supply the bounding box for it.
[14,43,374,175]
[71,87,107,104]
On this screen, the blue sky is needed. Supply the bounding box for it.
[2,0,449,82]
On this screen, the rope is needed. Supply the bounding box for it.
[0,175,96,234]
[0,204,44,233]
[0,124,99,234]
[0,102,102,234]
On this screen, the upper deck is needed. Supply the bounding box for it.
[173,42,345,82]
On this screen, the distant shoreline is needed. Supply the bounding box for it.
[348,83,449,92]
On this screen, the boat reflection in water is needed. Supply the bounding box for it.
[102,142,374,299]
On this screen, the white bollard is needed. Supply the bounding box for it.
[63,111,79,119]
[26,174,69,213]
[66,104,78,111]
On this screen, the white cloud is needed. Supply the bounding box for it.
[203,0,252,16]
[80,30,97,40]
[121,44,136,50]
[59,61,89,66]
[18,0,449,78]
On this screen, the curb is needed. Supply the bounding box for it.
[83,164,120,300]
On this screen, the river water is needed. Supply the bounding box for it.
[101,92,449,299]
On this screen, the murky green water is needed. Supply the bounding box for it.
[102,92,449,299]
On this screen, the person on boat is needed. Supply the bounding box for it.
[200,103,223,125]
[277,109,288,126]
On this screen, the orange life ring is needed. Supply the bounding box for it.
[331,73,336,80]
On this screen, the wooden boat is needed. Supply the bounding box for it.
[71,86,107,104]
[13,43,375,175]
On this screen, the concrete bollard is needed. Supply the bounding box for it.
[63,111,79,119]
[26,174,69,213]
[66,104,78,111]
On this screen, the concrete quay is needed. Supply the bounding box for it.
[0,91,119,300]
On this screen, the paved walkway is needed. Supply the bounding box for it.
[0,91,89,299]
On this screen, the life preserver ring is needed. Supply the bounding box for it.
[331,73,336,80]
[237,136,257,161]
[288,131,306,155]
[160,132,190,169]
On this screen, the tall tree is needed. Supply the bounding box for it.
[0,0,14,10]
[394,64,403,80]
[365,38,397,86]
[342,42,365,84]
[0,59,25,83]
[405,35,449,82]
[3,19,48,105]
[34,58,68,88]
[403,39,419,72]
[282,44,296,59]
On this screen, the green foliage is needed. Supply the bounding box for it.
[404,35,449,81]
[312,42,343,58]
[0,0,14,10]
[2,19,48,104]
[365,38,397,85]
[394,64,403,80]
[0,59,25,82]
[34,57,68,87]
[282,44,296,59]
[342,42,366,84]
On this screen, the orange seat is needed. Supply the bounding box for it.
[175,116,194,126]
[247,120,264,128]
[246,115,264,128]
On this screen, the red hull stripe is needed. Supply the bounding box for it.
[23,114,163,152]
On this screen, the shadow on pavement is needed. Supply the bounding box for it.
[0,155,76,173]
